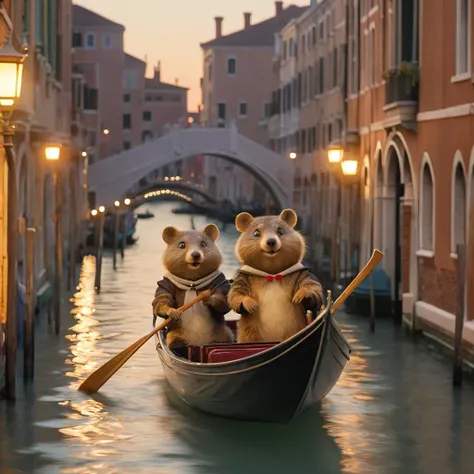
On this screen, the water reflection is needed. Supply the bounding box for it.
[1,202,474,473]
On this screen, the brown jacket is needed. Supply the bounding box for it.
[152,272,230,324]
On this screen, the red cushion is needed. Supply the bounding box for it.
[202,342,275,362]
[207,346,271,363]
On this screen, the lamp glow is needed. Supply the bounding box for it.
[0,42,25,107]
[289,152,297,160]
[99,206,105,213]
[91,209,98,216]
[124,198,131,205]
[328,145,344,164]
[114,200,120,207]
[103,129,110,135]
[341,159,358,176]
[45,145,61,160]
[81,151,88,157]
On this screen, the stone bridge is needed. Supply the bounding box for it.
[88,126,293,210]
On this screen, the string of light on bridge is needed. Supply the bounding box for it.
[144,189,192,202]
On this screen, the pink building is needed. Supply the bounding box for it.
[72,4,125,162]
[199,2,306,206]
[72,5,190,166]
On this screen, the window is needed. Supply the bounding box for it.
[35,0,44,45]
[420,160,434,251]
[72,32,82,48]
[143,111,152,121]
[123,71,139,90]
[217,103,226,120]
[122,114,132,129]
[208,63,212,80]
[103,34,113,49]
[452,159,466,254]
[456,0,471,75]
[263,102,272,118]
[85,33,95,49]
[238,102,247,117]
[123,141,131,150]
[227,57,236,75]
[123,93,130,102]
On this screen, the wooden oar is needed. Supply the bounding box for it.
[331,249,384,314]
[78,290,211,394]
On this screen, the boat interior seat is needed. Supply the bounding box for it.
[187,342,277,363]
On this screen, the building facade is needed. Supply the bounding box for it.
[1,0,88,390]
[345,0,474,355]
[199,2,307,207]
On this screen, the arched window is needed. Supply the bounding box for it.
[452,159,466,255]
[420,159,435,252]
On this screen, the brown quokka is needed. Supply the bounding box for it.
[228,209,323,343]
[152,224,234,349]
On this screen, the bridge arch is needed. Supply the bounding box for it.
[88,127,293,210]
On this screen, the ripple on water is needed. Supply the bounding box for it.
[1,202,474,474]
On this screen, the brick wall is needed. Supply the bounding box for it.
[419,257,457,314]
[402,205,411,293]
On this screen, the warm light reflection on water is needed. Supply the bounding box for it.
[2,202,474,474]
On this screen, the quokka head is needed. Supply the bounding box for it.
[162,224,222,280]
[234,209,305,274]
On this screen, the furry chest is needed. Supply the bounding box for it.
[180,301,215,346]
[255,281,304,339]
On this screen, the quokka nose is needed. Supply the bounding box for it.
[267,238,277,248]
[191,251,201,259]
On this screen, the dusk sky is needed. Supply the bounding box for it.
[74,1,308,112]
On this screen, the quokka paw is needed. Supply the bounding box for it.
[167,308,183,320]
[242,296,259,314]
[292,288,309,305]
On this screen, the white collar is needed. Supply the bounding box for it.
[239,262,305,278]
[164,269,221,291]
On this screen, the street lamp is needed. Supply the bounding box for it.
[327,144,344,164]
[341,158,359,176]
[124,198,131,205]
[99,205,105,213]
[44,143,63,336]
[45,144,62,161]
[81,151,88,157]
[91,209,98,216]
[0,41,26,400]
[114,200,120,207]
[0,42,25,109]
[289,152,297,160]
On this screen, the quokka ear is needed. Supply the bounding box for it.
[162,226,179,245]
[203,223,220,241]
[279,208,298,229]
[235,212,254,233]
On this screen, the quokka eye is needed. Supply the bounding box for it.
[253,230,261,237]
[178,242,186,249]
[277,227,284,235]
[201,241,207,248]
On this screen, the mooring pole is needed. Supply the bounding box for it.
[24,228,36,380]
[53,170,63,335]
[94,211,105,293]
[120,214,126,259]
[453,243,466,387]
[113,211,119,270]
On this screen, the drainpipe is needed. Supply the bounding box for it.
[3,116,18,400]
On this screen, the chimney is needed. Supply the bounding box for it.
[215,16,223,38]
[244,12,251,29]
[154,60,161,83]
[275,1,283,15]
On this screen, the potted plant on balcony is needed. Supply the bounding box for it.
[384,62,419,103]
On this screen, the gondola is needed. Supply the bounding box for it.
[136,209,154,219]
[154,296,351,424]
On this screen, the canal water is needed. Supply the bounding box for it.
[1,201,474,474]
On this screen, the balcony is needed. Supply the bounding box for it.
[383,64,419,131]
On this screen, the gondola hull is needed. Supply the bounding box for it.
[155,303,351,424]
